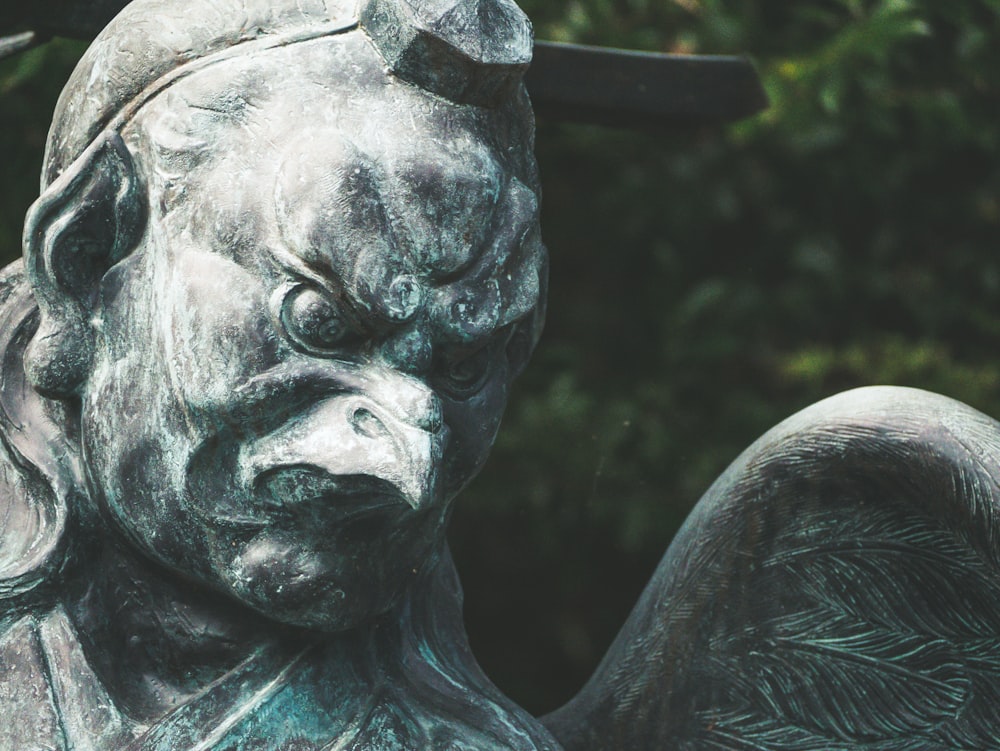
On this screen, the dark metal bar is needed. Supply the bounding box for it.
[0,31,41,60]
[526,41,768,129]
[0,5,768,128]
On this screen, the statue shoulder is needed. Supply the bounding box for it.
[0,607,133,749]
[0,614,64,749]
[0,258,27,303]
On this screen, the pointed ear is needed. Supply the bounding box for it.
[22,131,146,397]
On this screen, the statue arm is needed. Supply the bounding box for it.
[543,386,1000,750]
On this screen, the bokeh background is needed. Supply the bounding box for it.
[2,0,998,715]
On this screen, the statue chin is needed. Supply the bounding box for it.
[220,522,447,632]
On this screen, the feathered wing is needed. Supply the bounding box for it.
[543,386,1000,751]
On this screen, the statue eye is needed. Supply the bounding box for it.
[436,345,492,398]
[280,285,356,354]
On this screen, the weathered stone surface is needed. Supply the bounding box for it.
[2,0,553,747]
[5,0,1000,749]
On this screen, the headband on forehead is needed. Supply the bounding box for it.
[43,0,533,187]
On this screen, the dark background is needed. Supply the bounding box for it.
[2,0,998,715]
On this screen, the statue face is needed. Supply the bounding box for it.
[76,40,543,630]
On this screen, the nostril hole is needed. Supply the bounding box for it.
[350,407,387,439]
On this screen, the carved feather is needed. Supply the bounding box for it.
[718,614,968,739]
[543,388,1000,751]
[773,528,1000,637]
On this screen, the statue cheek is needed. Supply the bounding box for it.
[160,249,279,409]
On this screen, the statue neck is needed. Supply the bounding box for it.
[61,538,560,750]
[64,537,288,724]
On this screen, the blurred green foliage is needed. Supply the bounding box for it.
[454,0,1000,712]
[2,0,999,715]
[0,38,87,255]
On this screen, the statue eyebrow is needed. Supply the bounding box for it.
[262,243,356,311]
[266,241,324,285]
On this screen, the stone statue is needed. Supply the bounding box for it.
[2,0,1000,749]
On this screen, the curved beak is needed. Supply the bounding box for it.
[238,366,445,513]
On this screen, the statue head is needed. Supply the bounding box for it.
[2,0,545,632]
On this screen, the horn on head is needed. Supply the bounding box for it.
[359,0,533,108]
